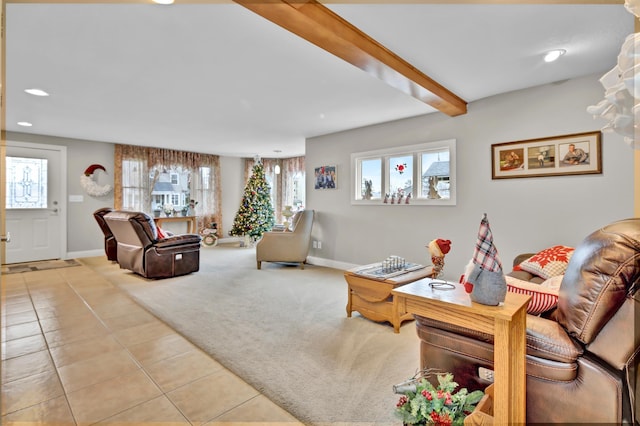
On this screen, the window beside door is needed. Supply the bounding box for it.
[5,156,48,209]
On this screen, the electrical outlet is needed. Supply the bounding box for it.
[478,367,494,382]
[317,241,322,249]
[312,241,318,249]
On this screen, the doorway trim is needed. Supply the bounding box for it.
[5,140,67,263]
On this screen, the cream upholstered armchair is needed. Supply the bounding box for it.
[256,209,314,270]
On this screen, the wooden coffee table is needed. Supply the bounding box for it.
[344,264,433,333]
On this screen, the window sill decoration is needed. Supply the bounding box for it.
[80,164,113,198]
[351,139,456,206]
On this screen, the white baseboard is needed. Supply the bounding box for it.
[306,256,359,271]
[66,249,103,259]
[217,237,245,244]
[66,250,359,272]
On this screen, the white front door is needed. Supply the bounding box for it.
[5,142,67,264]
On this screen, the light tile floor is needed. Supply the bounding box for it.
[1,263,303,425]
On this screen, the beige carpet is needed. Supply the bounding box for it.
[81,247,421,425]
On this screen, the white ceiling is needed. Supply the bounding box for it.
[5,2,634,158]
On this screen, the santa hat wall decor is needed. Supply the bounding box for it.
[460,214,507,306]
[80,164,113,198]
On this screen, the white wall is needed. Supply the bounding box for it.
[220,156,244,236]
[7,74,635,269]
[305,74,635,279]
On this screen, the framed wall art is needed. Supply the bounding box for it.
[314,165,337,189]
[491,131,602,179]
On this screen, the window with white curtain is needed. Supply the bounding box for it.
[121,158,147,211]
[243,156,305,224]
[114,145,222,234]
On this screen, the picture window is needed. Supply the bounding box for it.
[351,139,456,206]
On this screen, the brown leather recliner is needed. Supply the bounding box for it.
[104,210,201,279]
[415,218,639,424]
[93,207,117,262]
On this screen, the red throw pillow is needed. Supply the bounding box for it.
[156,227,166,239]
[517,245,574,280]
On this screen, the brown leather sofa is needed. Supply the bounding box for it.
[415,218,639,424]
[93,207,117,262]
[104,210,201,279]
[256,209,314,269]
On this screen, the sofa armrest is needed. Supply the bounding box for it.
[507,269,545,284]
[416,314,583,364]
[525,315,584,363]
[257,231,307,252]
[513,252,536,267]
[155,234,202,248]
[509,253,546,284]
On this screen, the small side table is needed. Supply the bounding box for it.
[392,279,530,425]
[153,215,196,234]
[344,264,433,333]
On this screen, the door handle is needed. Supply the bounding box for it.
[1,232,11,243]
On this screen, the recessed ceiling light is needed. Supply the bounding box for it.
[17,121,33,127]
[153,0,174,4]
[25,88,49,96]
[544,49,566,63]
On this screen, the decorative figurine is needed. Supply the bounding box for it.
[460,214,507,306]
[363,179,373,200]
[427,176,441,199]
[427,238,451,279]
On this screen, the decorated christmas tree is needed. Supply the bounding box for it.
[229,161,275,240]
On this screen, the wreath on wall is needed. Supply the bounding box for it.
[80,164,113,198]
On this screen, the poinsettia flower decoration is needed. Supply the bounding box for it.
[395,163,407,174]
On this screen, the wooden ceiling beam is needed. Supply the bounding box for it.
[233,0,468,116]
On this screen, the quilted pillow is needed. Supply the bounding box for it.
[506,275,562,315]
[517,245,574,280]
